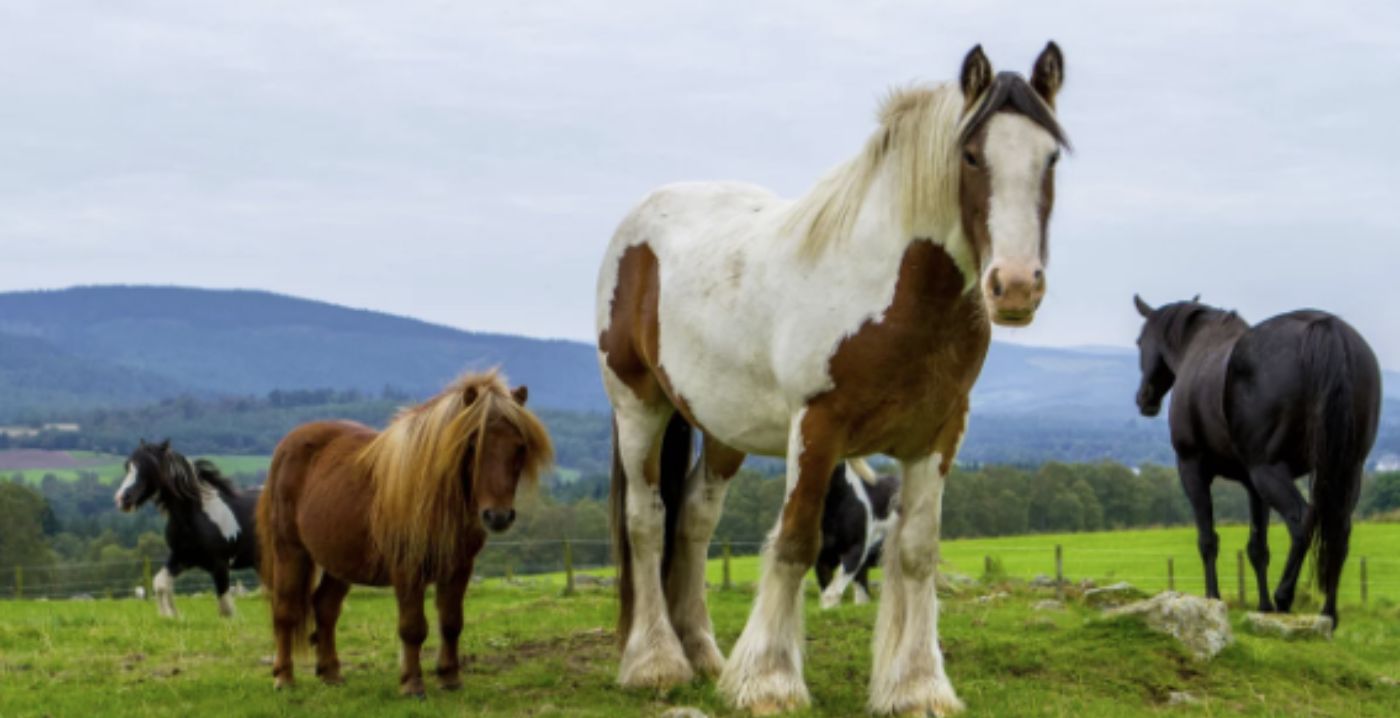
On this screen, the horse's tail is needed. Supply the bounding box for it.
[1301,317,1370,610]
[257,444,314,654]
[611,412,692,648]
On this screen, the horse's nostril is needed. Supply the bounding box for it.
[989,269,1004,298]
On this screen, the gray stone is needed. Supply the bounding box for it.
[1032,599,1065,612]
[974,591,1010,604]
[1029,574,1056,588]
[1167,691,1200,706]
[1083,581,1147,608]
[1243,612,1334,641]
[1103,591,1233,660]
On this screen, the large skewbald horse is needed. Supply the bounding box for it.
[597,44,1069,715]
[256,371,553,695]
[1133,296,1381,626]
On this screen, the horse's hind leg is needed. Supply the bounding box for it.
[1252,465,1309,612]
[853,564,873,605]
[614,403,693,689]
[211,565,235,617]
[1178,459,1221,600]
[312,574,351,685]
[820,546,863,610]
[1243,482,1274,612]
[435,568,472,691]
[270,549,314,690]
[666,435,743,678]
[719,408,839,714]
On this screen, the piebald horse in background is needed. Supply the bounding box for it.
[1133,297,1381,626]
[114,440,258,618]
[257,371,552,695]
[598,44,1069,715]
[816,459,899,609]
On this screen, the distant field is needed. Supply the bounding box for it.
[4,557,1400,717]
[0,450,271,484]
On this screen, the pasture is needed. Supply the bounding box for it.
[5,526,1400,717]
[0,450,270,484]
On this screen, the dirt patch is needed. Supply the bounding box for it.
[467,628,613,675]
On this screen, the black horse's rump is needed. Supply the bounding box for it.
[1133,296,1381,625]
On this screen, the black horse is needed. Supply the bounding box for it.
[114,440,260,618]
[815,459,899,609]
[1133,296,1381,625]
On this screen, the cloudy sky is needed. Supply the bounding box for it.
[2,1,1397,368]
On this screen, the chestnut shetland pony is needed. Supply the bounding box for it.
[598,44,1068,715]
[256,371,552,695]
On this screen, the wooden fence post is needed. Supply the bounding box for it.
[562,540,575,596]
[1360,556,1368,608]
[143,558,153,600]
[722,540,733,591]
[1167,557,1175,592]
[1054,544,1064,600]
[14,566,21,600]
[1236,550,1245,606]
[984,555,992,579]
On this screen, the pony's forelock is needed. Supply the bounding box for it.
[362,370,553,574]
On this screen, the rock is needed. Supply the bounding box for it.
[1032,599,1065,612]
[1103,591,1232,660]
[936,571,975,592]
[574,574,615,588]
[1083,582,1146,608]
[661,708,709,718]
[1243,612,1334,641]
[70,593,94,601]
[975,591,1009,604]
[1167,691,1200,706]
[1030,574,1055,588]
[1078,578,1097,590]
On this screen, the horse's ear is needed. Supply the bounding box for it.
[511,385,529,406]
[1191,293,1201,303]
[157,439,171,453]
[463,385,480,406]
[1134,294,1154,318]
[959,44,994,108]
[1030,41,1064,107]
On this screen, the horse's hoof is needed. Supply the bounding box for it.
[681,634,726,680]
[318,673,344,686]
[618,641,693,690]
[274,677,293,691]
[400,682,426,699]
[439,678,463,692]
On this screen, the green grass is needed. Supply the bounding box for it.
[4,546,1400,717]
[4,452,272,484]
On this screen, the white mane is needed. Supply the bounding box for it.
[783,83,967,258]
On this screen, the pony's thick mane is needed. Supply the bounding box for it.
[1156,302,1246,353]
[361,370,554,574]
[150,450,238,511]
[785,83,965,258]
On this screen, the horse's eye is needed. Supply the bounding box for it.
[1048,151,1060,167]
[963,151,979,168]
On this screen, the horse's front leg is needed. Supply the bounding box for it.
[1252,466,1310,612]
[868,418,965,717]
[393,579,429,698]
[435,567,472,691]
[820,545,864,610]
[718,408,838,714]
[666,436,743,678]
[210,565,235,618]
[1178,459,1220,600]
[154,560,181,618]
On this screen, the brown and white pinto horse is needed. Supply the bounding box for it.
[597,44,1068,715]
[256,371,552,696]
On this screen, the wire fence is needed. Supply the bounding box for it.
[3,539,1395,608]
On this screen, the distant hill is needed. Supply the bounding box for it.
[0,285,1393,466]
[0,286,602,417]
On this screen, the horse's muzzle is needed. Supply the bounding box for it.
[482,508,516,533]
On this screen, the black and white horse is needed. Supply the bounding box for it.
[815,459,899,609]
[114,440,260,618]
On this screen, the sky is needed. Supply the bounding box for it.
[2,1,1397,368]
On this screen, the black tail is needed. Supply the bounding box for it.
[1300,318,1371,616]
[611,412,693,648]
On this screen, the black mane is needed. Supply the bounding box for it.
[961,71,1070,148]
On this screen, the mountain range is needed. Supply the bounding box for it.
[0,286,1394,464]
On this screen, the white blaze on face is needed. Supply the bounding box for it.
[114,463,139,509]
[200,487,241,541]
[982,113,1057,276]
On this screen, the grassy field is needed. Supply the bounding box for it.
[4,546,1400,717]
[2,451,271,484]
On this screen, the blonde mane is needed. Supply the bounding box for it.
[361,370,554,574]
[785,83,967,258]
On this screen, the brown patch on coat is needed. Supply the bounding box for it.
[958,126,992,268]
[702,434,746,479]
